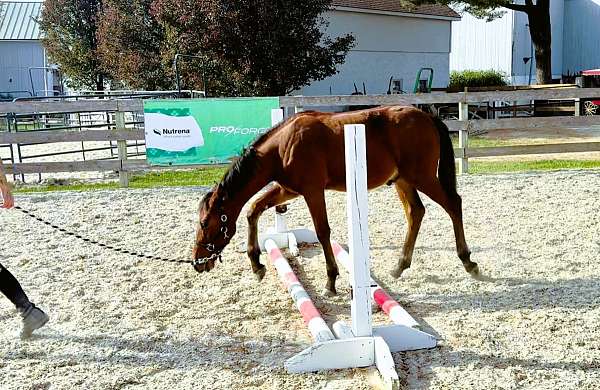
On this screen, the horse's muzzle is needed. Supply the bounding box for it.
[191,245,218,273]
[193,259,216,273]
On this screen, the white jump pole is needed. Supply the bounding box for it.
[331,241,420,329]
[265,239,335,343]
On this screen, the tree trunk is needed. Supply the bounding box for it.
[95,74,104,92]
[527,1,552,84]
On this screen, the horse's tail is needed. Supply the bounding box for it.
[432,115,457,195]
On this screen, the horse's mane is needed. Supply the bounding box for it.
[216,115,297,200]
[219,147,260,200]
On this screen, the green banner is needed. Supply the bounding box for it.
[143,97,280,165]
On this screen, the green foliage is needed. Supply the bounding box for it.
[97,0,171,90]
[448,70,507,90]
[40,0,354,94]
[39,0,109,90]
[412,1,513,20]
[96,0,355,95]
[190,0,355,96]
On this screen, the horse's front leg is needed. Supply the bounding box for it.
[303,190,338,296]
[246,183,298,281]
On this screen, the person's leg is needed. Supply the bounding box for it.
[0,262,31,310]
[0,262,48,338]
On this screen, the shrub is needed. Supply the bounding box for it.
[448,70,508,91]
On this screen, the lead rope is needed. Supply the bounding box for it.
[13,206,192,265]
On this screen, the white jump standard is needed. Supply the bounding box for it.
[260,124,437,389]
[258,209,318,256]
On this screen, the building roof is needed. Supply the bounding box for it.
[0,1,43,40]
[332,0,460,19]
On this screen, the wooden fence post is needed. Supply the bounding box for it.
[458,101,469,174]
[114,110,129,187]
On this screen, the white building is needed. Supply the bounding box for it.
[562,0,600,76]
[301,0,460,95]
[450,0,600,85]
[0,0,59,99]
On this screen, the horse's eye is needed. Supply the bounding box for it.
[200,221,208,229]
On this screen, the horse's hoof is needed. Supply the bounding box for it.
[254,265,266,282]
[390,267,404,279]
[468,264,491,282]
[322,287,337,297]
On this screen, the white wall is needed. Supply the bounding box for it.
[563,0,600,74]
[449,11,513,76]
[303,50,449,96]
[0,40,48,97]
[326,10,451,53]
[302,10,453,96]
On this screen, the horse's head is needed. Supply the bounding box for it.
[192,186,237,273]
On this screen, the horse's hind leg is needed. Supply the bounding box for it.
[303,190,338,296]
[391,179,425,278]
[247,183,298,281]
[416,178,481,279]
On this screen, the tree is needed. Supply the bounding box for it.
[416,0,552,84]
[39,0,108,90]
[151,0,356,96]
[97,0,171,90]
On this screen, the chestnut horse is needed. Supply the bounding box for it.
[192,106,480,295]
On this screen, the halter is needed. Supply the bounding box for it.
[192,213,230,268]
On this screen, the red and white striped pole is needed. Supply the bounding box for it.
[265,239,335,343]
[331,241,420,329]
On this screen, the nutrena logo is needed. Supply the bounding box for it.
[144,112,204,152]
[153,128,192,137]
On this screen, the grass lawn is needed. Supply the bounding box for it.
[469,159,600,174]
[15,167,228,193]
[450,134,535,148]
